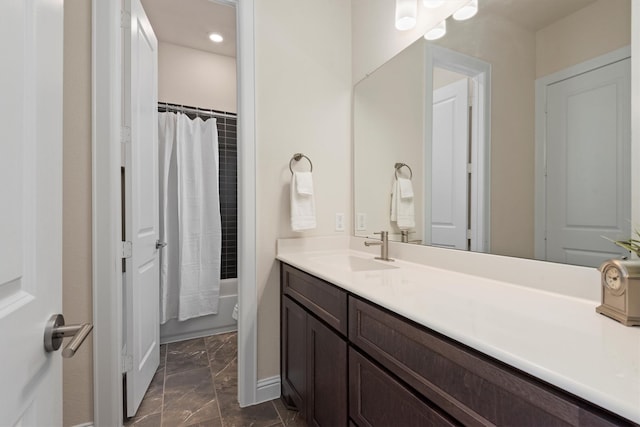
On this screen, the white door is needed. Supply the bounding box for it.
[123,0,160,417]
[0,0,64,425]
[431,79,470,250]
[545,58,631,267]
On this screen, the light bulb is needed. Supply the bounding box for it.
[453,0,478,21]
[395,0,417,31]
[424,20,446,40]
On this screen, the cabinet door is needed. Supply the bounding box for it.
[282,296,307,413]
[307,315,348,427]
[349,348,459,427]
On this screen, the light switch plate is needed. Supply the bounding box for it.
[335,213,345,231]
[356,213,367,231]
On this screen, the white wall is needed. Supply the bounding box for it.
[254,0,352,379]
[536,0,631,78]
[158,42,237,112]
[354,40,424,241]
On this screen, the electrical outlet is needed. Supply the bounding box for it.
[335,213,345,231]
[356,213,367,231]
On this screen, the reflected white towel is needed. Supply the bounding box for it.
[291,172,316,231]
[391,179,415,230]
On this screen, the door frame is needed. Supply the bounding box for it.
[424,45,491,252]
[533,46,631,261]
[92,0,258,424]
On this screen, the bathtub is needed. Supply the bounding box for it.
[160,278,238,344]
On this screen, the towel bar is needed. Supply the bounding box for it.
[394,162,413,180]
[289,153,313,174]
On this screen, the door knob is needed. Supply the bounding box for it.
[44,314,93,358]
[156,240,167,250]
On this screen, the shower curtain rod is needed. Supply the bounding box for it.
[158,102,237,119]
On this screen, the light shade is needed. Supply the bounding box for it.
[208,33,223,43]
[453,0,478,21]
[395,0,417,31]
[424,20,446,40]
[423,0,444,8]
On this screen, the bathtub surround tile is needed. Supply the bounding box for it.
[166,337,210,375]
[128,331,305,427]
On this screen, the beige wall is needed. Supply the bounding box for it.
[354,40,425,241]
[158,42,237,112]
[536,0,631,78]
[351,0,468,83]
[255,0,352,379]
[437,15,537,258]
[63,1,93,426]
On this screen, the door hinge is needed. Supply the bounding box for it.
[467,163,473,174]
[122,354,133,373]
[121,241,132,259]
[121,126,131,145]
[467,229,473,239]
[120,9,131,29]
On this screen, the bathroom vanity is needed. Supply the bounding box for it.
[277,237,640,427]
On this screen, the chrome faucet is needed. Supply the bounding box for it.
[364,231,394,262]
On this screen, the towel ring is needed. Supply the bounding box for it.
[289,153,313,175]
[394,162,413,180]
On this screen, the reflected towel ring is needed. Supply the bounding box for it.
[289,153,313,175]
[394,162,413,180]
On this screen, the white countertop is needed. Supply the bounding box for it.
[276,237,640,424]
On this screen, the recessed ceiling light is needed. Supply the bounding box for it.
[209,33,223,43]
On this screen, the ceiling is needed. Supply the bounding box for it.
[140,0,237,57]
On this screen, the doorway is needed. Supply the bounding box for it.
[425,45,491,253]
[92,0,258,425]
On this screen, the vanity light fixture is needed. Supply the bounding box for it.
[424,19,446,40]
[208,32,223,43]
[395,0,417,31]
[453,0,478,20]
[423,0,445,8]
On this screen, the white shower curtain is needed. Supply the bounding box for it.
[158,112,222,323]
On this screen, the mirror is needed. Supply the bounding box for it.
[353,0,632,266]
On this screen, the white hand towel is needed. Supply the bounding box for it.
[391,179,415,230]
[398,178,414,199]
[291,172,316,231]
[295,171,314,195]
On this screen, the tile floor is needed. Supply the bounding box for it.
[124,332,306,427]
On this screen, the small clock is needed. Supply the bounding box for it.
[596,259,640,326]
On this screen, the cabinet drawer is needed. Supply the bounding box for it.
[281,263,348,335]
[349,296,629,427]
[349,347,458,427]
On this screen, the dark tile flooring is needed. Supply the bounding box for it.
[125,332,306,427]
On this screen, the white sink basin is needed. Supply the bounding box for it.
[311,254,398,272]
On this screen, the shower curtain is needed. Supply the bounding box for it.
[158,112,222,323]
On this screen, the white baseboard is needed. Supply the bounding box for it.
[255,375,281,404]
[72,423,94,427]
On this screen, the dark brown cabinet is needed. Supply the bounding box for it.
[349,347,459,427]
[280,263,636,427]
[281,264,348,426]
